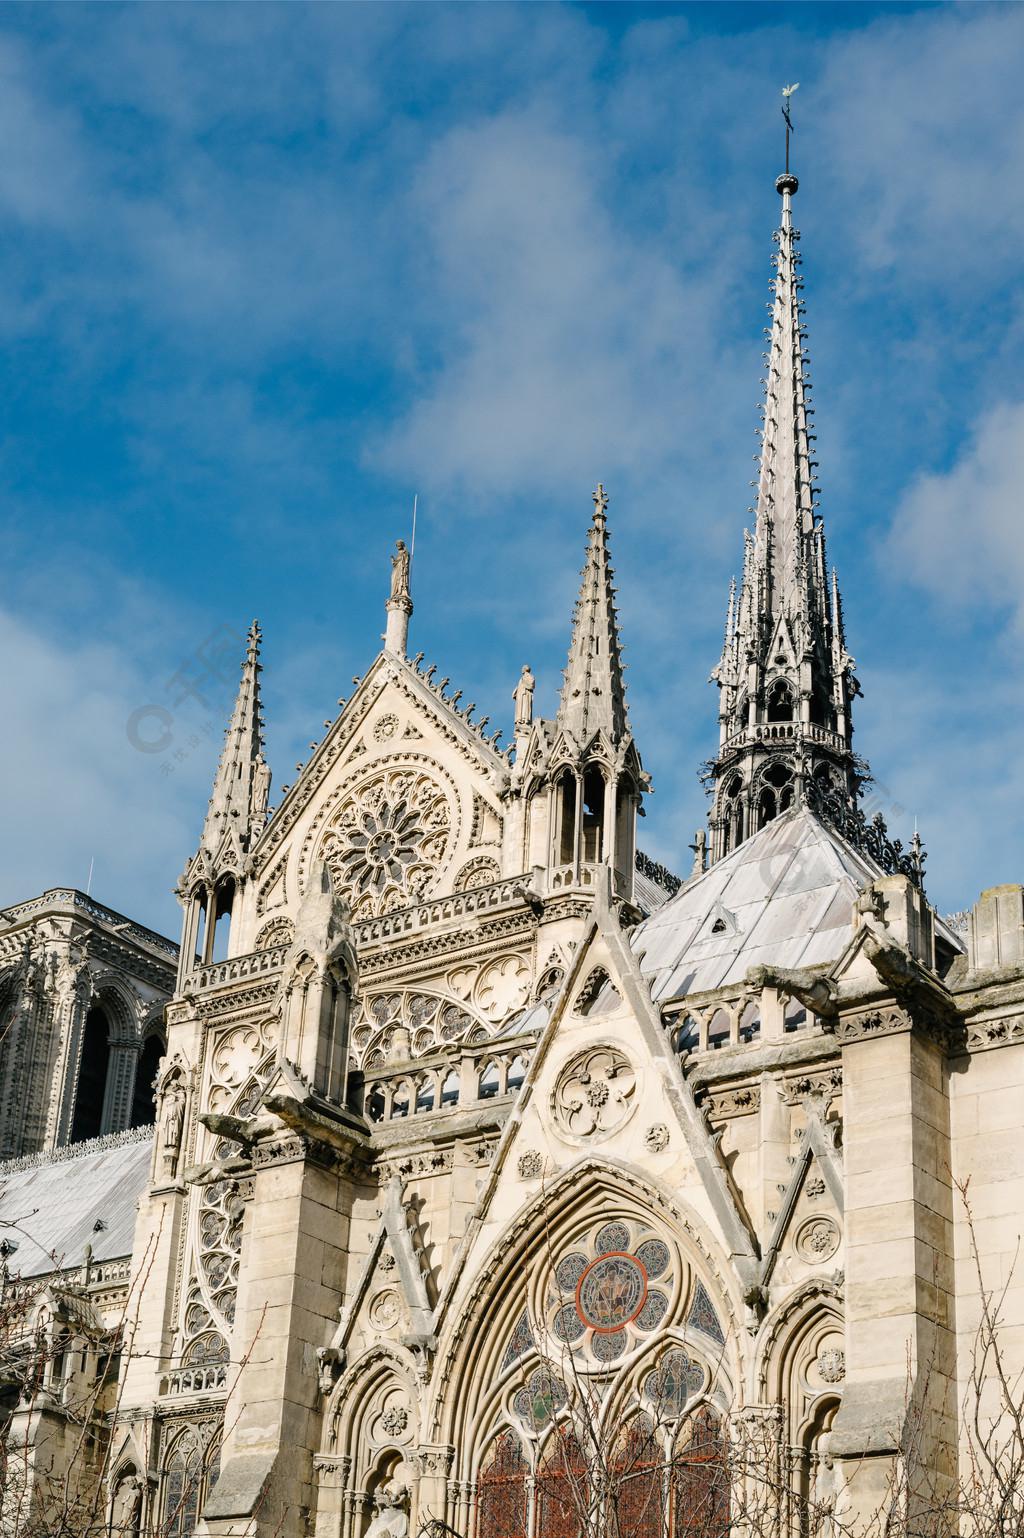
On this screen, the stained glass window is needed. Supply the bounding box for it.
[511,1368,567,1432]
[536,1429,588,1538]
[686,1282,725,1346]
[612,1415,663,1538]
[163,1431,201,1538]
[547,1219,675,1365]
[577,1254,647,1332]
[635,1239,670,1279]
[595,1221,631,1256]
[672,1406,729,1537]
[477,1429,528,1538]
[644,1350,706,1420]
[162,1427,220,1538]
[500,1310,535,1372]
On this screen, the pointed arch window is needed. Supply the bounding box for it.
[477,1429,528,1538]
[130,1031,166,1128]
[767,679,794,723]
[581,766,606,863]
[535,1428,588,1538]
[70,1007,111,1144]
[671,1406,729,1537]
[611,1413,664,1538]
[162,1427,220,1538]
[758,763,794,827]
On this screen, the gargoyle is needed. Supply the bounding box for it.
[745,963,837,1018]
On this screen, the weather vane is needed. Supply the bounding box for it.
[781,82,799,174]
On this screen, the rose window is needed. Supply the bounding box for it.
[545,1220,674,1365]
[325,769,453,918]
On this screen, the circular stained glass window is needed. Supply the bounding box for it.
[553,1304,586,1344]
[635,1290,669,1332]
[591,1329,627,1363]
[576,1253,648,1333]
[635,1239,670,1279]
[554,1253,588,1294]
[595,1221,631,1256]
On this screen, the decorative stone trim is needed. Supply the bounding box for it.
[699,1084,760,1119]
[782,1065,842,1105]
[0,1123,153,1175]
[965,1013,1024,1052]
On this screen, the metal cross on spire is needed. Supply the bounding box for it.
[781,82,799,174]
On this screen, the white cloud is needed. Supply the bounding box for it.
[370,107,734,500]
[887,400,1024,622]
[0,600,237,936]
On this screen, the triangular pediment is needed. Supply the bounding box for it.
[244,651,513,939]
[433,878,759,1339]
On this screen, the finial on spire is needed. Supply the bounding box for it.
[593,482,608,526]
[781,82,799,175]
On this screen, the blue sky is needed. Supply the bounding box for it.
[1,1,1022,938]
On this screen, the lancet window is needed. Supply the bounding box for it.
[161,1424,221,1538]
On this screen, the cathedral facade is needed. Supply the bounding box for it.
[2,169,1024,1538]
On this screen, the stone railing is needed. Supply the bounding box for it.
[361,1035,535,1124]
[545,864,598,894]
[663,984,816,1055]
[721,721,847,756]
[0,889,178,959]
[162,1363,227,1396]
[0,1124,153,1177]
[189,945,290,992]
[353,877,528,948]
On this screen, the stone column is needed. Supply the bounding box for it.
[413,1445,454,1527]
[199,1136,356,1538]
[311,1454,351,1538]
[45,953,91,1150]
[830,1010,956,1530]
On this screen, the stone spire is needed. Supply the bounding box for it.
[556,484,629,750]
[707,171,861,863]
[199,620,270,862]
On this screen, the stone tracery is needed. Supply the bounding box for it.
[320,766,456,919]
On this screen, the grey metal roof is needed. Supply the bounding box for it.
[0,1128,153,1277]
[630,806,892,1005]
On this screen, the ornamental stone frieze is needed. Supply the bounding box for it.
[830,1000,964,1052]
[964,1012,1024,1052]
[697,1082,761,1119]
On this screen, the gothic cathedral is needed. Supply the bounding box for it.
[2,168,1023,1538]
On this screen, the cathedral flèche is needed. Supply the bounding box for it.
[2,164,1023,1538]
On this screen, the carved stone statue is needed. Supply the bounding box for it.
[111,1472,143,1538]
[812,1432,838,1535]
[389,540,411,605]
[513,665,535,731]
[364,1480,409,1538]
[251,754,272,820]
[161,1075,186,1176]
[690,827,707,876]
